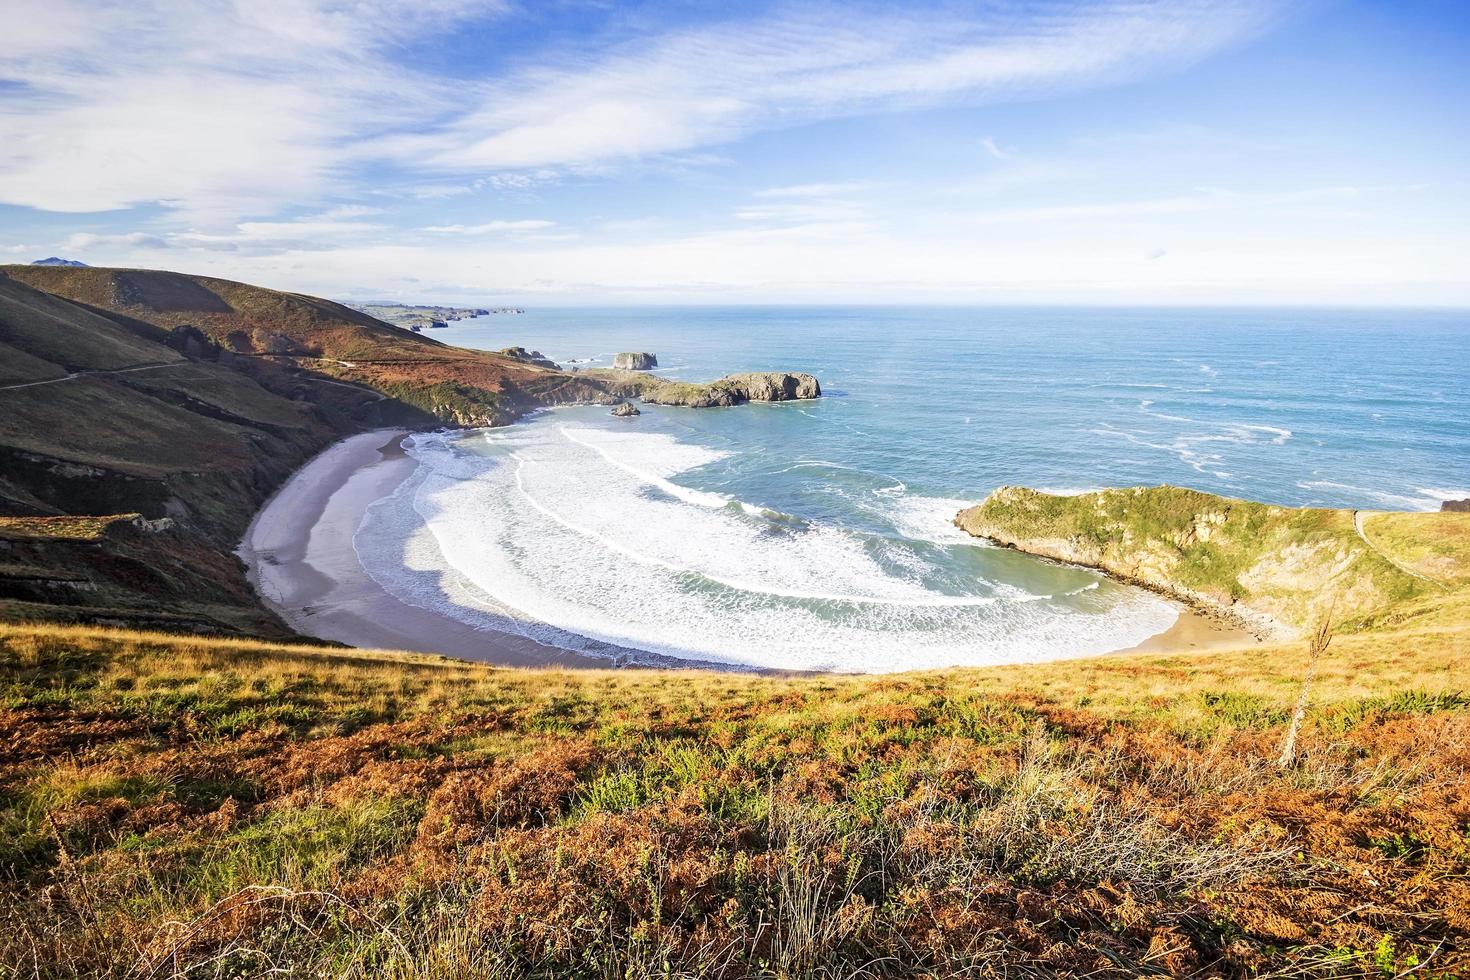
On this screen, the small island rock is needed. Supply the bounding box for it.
[611,401,641,417]
[613,352,658,370]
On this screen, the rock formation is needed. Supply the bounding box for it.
[611,401,640,417]
[1442,498,1470,513]
[634,372,821,407]
[496,347,560,369]
[953,485,1445,639]
[613,352,658,370]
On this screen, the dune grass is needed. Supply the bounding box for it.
[1,621,1466,978]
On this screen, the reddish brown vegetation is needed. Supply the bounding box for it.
[1,625,1466,977]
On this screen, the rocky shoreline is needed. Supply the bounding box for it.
[953,485,1446,640]
[589,368,821,407]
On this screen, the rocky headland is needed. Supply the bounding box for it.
[496,346,560,369]
[593,370,821,407]
[613,351,658,370]
[955,485,1467,639]
[347,303,490,332]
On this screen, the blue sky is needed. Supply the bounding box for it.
[1,0,1466,304]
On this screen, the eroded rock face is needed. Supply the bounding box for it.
[613,352,658,370]
[640,372,821,407]
[950,484,1436,640]
[611,401,640,417]
[1443,498,1470,513]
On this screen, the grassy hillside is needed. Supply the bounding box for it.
[2,265,610,427]
[956,486,1469,638]
[1,622,1465,978]
[0,266,823,636]
[0,273,384,634]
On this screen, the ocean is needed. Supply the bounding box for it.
[354,306,1470,672]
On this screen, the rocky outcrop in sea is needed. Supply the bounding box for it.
[613,352,658,370]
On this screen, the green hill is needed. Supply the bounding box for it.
[0,621,1464,977]
[956,485,1470,637]
[1,265,612,427]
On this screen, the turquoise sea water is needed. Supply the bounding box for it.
[355,307,1470,671]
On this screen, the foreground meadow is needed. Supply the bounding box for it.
[1,622,1466,978]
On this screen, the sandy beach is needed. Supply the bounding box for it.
[1123,604,1258,655]
[240,429,1254,670]
[239,429,611,668]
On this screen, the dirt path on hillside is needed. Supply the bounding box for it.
[0,361,182,391]
[1353,509,1447,590]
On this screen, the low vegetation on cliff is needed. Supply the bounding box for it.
[956,486,1468,639]
[1,621,1465,978]
[594,370,822,407]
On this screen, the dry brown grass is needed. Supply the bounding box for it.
[0,621,1466,978]
[0,515,140,542]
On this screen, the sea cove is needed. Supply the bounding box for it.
[324,305,1470,671]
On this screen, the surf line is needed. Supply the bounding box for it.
[508,453,1034,609]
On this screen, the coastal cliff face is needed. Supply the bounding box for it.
[955,485,1462,638]
[594,370,821,407]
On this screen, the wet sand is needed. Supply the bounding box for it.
[238,429,609,668]
[239,429,1256,670]
[1123,604,1259,655]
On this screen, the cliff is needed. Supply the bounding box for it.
[1,265,611,428]
[592,370,821,407]
[955,485,1469,637]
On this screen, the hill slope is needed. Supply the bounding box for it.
[1,265,614,426]
[0,273,376,634]
[956,485,1469,638]
[0,622,1464,977]
[0,266,822,636]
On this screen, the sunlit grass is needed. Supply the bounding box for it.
[1,620,1466,977]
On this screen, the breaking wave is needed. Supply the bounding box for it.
[353,420,1178,672]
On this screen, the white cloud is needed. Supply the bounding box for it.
[0,0,1283,222]
[397,1,1282,173]
[0,0,506,218]
[65,232,170,249]
[421,220,557,234]
[980,137,1012,160]
[753,182,877,199]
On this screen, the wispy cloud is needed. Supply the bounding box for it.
[980,138,1013,160]
[753,182,878,199]
[0,0,1282,223]
[0,0,507,219]
[395,2,1282,173]
[65,232,169,249]
[422,220,557,235]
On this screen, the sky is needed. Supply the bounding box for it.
[1,0,1467,305]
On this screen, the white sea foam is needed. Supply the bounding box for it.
[882,494,989,547]
[355,421,1179,672]
[1297,480,1457,512]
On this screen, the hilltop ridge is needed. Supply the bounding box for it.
[2,265,609,427]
